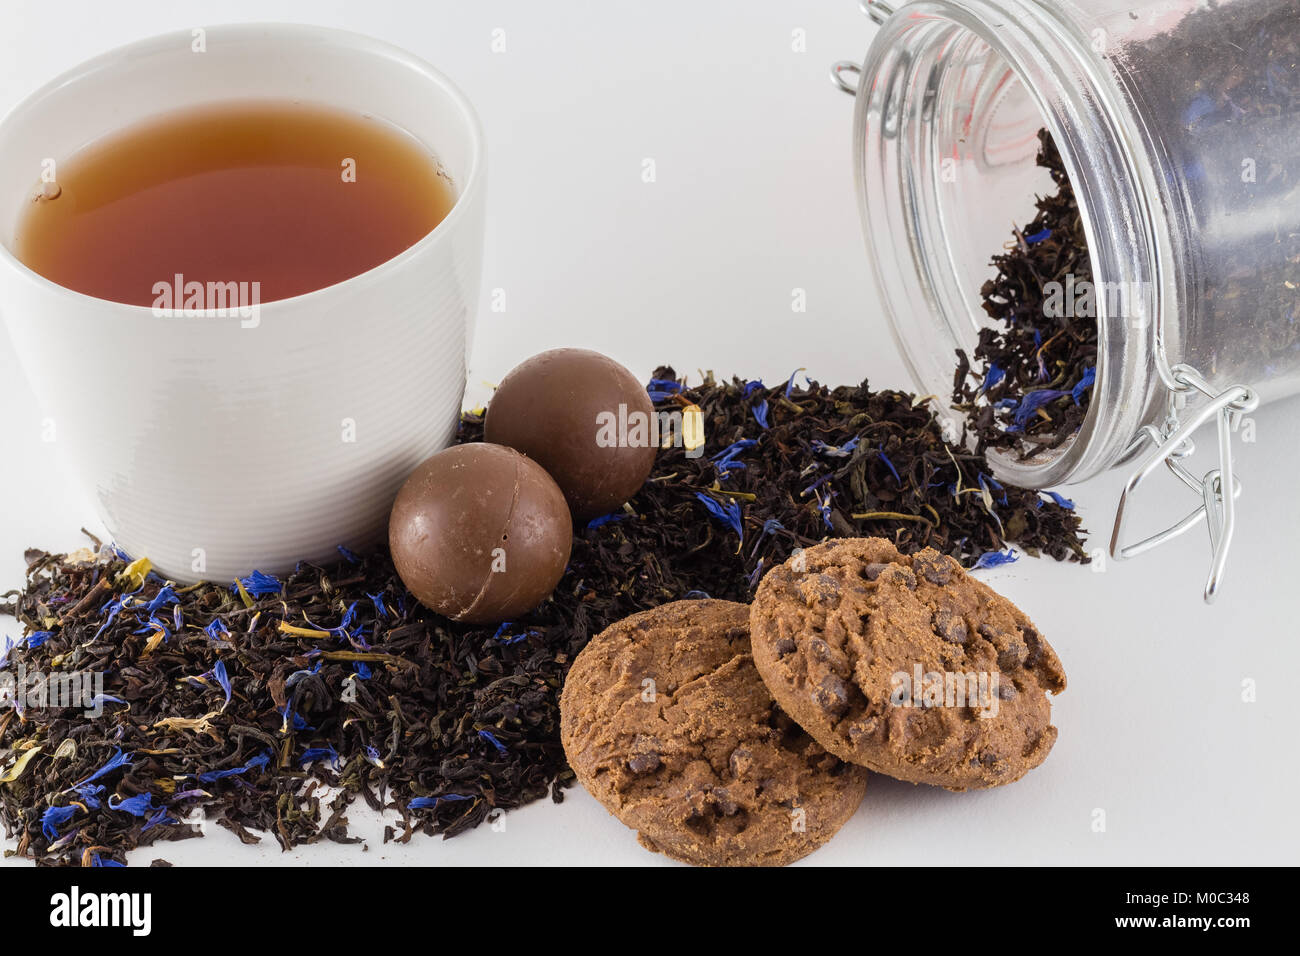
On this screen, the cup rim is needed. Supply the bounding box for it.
[0,22,486,316]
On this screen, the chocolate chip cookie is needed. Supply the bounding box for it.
[560,599,868,866]
[750,539,1066,791]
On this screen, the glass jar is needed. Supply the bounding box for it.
[837,0,1299,599]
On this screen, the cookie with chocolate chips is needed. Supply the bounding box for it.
[750,538,1066,791]
[559,599,868,866]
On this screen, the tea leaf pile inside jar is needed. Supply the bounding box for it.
[955,0,1300,456]
[953,130,1097,459]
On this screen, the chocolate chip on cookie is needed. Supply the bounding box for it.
[560,599,868,866]
[750,539,1066,792]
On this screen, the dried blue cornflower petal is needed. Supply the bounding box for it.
[801,474,832,497]
[1041,490,1075,510]
[73,783,105,810]
[285,658,323,689]
[353,661,372,679]
[478,730,507,754]
[132,616,171,640]
[366,591,389,618]
[816,489,835,530]
[982,364,1006,391]
[337,545,362,564]
[812,437,859,459]
[170,789,210,802]
[141,808,176,832]
[300,745,340,768]
[90,854,125,867]
[26,630,54,648]
[877,446,902,484]
[47,829,81,852]
[1011,389,1068,427]
[979,472,1009,507]
[491,623,536,646]
[364,746,384,768]
[694,493,743,541]
[1071,366,1096,404]
[231,570,281,598]
[41,805,79,840]
[108,792,164,817]
[95,591,139,639]
[1024,228,1052,245]
[647,377,684,402]
[210,660,232,707]
[196,750,270,783]
[75,747,133,787]
[586,512,629,529]
[144,585,179,615]
[333,601,360,638]
[409,794,473,809]
[784,367,807,398]
[711,439,757,466]
[750,516,785,560]
[276,703,308,733]
[204,618,230,641]
[972,550,1019,570]
[740,381,769,428]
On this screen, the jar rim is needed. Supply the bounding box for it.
[852,0,1168,487]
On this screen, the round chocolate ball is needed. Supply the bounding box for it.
[389,443,572,624]
[484,348,657,522]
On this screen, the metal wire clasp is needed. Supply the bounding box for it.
[1109,365,1258,603]
[830,2,895,93]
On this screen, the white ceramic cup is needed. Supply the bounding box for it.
[0,24,485,583]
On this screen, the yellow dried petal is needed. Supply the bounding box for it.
[681,404,705,452]
[118,556,153,591]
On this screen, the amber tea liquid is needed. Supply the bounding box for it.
[12,100,456,306]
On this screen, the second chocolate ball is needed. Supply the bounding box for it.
[388,443,572,624]
[485,348,657,522]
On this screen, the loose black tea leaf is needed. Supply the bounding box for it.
[1,368,1086,866]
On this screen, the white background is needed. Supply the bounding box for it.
[1,0,1297,867]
